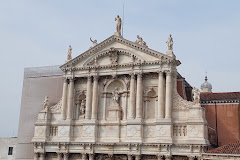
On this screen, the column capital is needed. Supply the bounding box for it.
[130,73,135,79]
[137,72,143,78]
[165,70,173,76]
[68,77,75,82]
[165,155,172,160]
[157,155,164,160]
[63,152,69,157]
[158,70,164,75]
[93,75,99,81]
[87,75,92,81]
[39,153,45,157]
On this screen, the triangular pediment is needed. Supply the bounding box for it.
[60,35,176,70]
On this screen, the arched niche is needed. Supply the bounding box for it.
[103,79,127,121]
[144,88,157,120]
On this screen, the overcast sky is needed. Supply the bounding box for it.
[0,0,240,137]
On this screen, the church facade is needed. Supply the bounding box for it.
[32,17,209,160]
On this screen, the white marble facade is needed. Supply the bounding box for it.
[32,32,209,160]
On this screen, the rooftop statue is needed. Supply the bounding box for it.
[90,37,98,48]
[135,35,148,47]
[115,15,122,36]
[192,87,200,105]
[67,45,72,61]
[166,34,173,50]
[43,96,49,111]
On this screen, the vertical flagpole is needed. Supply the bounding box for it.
[122,1,124,37]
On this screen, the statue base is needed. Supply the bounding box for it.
[166,50,176,58]
[114,32,122,37]
[107,104,122,121]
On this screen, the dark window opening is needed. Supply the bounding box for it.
[8,147,13,155]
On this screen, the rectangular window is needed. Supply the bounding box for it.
[8,147,13,155]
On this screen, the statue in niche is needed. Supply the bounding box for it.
[112,87,120,105]
[67,45,72,61]
[43,96,49,111]
[80,100,86,115]
[166,34,173,50]
[90,37,98,48]
[135,35,148,47]
[115,15,122,34]
[192,87,200,105]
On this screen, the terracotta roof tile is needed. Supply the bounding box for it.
[200,92,240,102]
[206,140,240,154]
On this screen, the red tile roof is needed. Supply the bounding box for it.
[206,140,240,154]
[200,92,240,103]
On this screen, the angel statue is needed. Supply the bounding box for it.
[90,37,98,48]
[43,96,49,111]
[192,87,200,105]
[67,45,72,61]
[115,15,122,35]
[166,34,173,50]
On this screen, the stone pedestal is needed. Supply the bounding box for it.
[32,110,51,142]
[107,104,122,121]
[114,32,122,37]
[166,50,176,58]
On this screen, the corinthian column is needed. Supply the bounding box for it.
[91,76,99,120]
[85,76,92,119]
[136,73,143,119]
[128,73,136,119]
[165,71,173,119]
[67,78,74,120]
[61,78,68,120]
[158,71,165,119]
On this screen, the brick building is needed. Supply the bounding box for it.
[200,77,240,147]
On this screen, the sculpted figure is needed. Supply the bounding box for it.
[135,35,147,47]
[80,101,86,115]
[67,45,72,61]
[115,15,122,34]
[43,96,49,111]
[166,34,173,50]
[90,37,98,48]
[112,87,120,105]
[192,87,200,105]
